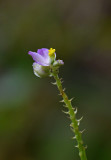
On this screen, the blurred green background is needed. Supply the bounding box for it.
[0,0,111,160]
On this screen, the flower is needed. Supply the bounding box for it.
[28,48,56,66]
[28,48,64,77]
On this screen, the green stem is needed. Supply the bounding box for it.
[52,72,87,160]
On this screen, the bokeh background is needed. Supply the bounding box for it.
[0,0,111,160]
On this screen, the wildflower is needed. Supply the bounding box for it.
[28,48,64,77]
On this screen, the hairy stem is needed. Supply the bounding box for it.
[52,72,87,160]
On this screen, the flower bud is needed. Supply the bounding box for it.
[53,60,64,67]
[33,63,50,78]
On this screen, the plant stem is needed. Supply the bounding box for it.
[52,72,87,160]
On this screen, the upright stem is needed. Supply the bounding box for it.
[52,72,87,160]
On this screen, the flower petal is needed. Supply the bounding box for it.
[37,48,52,64]
[37,48,56,63]
[33,63,41,77]
[37,48,49,57]
[28,51,50,66]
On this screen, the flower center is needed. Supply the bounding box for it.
[48,48,55,56]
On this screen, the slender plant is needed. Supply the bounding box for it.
[28,48,87,160]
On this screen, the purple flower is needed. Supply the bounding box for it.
[28,48,64,77]
[28,48,56,66]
